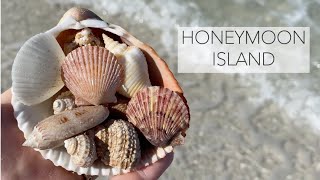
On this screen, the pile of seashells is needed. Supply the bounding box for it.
[11,8,190,175]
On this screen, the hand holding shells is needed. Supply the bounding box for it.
[12,7,190,177]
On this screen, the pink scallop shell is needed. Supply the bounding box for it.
[126,86,190,147]
[62,46,123,105]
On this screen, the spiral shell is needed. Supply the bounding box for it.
[64,132,97,167]
[53,91,76,114]
[126,86,190,147]
[62,46,124,105]
[102,33,127,57]
[102,34,151,98]
[23,105,109,149]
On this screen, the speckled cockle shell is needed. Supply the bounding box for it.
[62,46,123,105]
[64,132,97,167]
[127,86,190,147]
[107,119,141,170]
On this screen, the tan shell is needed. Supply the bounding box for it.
[102,34,151,98]
[95,119,141,170]
[53,91,76,114]
[126,86,190,147]
[108,119,141,169]
[64,132,97,167]
[62,46,124,105]
[23,105,109,149]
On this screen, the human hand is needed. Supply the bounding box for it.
[1,88,173,180]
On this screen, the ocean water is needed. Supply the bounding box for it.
[2,0,320,179]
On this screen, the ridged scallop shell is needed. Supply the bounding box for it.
[102,34,151,98]
[12,33,65,106]
[23,105,109,149]
[107,119,141,170]
[64,132,97,167]
[53,91,76,114]
[62,46,124,105]
[126,86,190,147]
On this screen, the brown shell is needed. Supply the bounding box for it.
[126,86,190,147]
[23,106,109,149]
[106,119,141,169]
[62,46,123,105]
[108,95,130,120]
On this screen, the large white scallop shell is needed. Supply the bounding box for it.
[12,33,65,106]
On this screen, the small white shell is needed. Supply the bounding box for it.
[64,132,97,167]
[12,33,65,105]
[53,91,76,114]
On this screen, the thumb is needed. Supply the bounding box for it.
[110,152,174,180]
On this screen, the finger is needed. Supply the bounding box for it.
[110,152,174,180]
[1,88,12,104]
